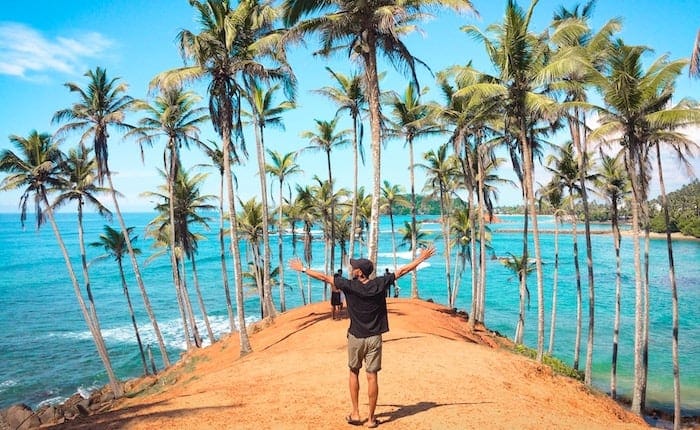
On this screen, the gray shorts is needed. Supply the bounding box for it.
[347,333,382,373]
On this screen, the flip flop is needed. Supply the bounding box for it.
[345,415,363,426]
[367,419,379,428]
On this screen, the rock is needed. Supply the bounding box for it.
[36,405,58,425]
[3,404,40,430]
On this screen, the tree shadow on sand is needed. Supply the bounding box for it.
[376,400,492,424]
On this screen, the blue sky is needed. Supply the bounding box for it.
[1,0,699,213]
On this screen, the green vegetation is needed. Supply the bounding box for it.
[649,180,700,238]
[512,344,584,381]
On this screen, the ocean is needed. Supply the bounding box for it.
[0,212,698,415]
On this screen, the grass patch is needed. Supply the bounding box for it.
[512,344,584,381]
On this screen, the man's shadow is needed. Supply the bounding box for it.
[376,400,492,424]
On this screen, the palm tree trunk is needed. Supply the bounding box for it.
[520,132,545,361]
[477,150,488,324]
[173,253,193,350]
[179,260,202,348]
[571,197,583,371]
[222,120,252,355]
[548,213,560,355]
[218,172,235,333]
[118,258,149,375]
[106,171,170,367]
[44,200,122,397]
[611,199,622,399]
[278,182,286,312]
[363,43,382,267]
[439,188,453,308]
[655,144,681,429]
[326,151,336,276]
[408,138,419,298]
[191,257,215,343]
[254,122,276,318]
[349,116,359,260]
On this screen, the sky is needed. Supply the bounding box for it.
[1,0,699,213]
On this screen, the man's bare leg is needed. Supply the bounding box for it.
[367,371,378,425]
[348,369,361,421]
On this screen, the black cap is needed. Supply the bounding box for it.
[350,258,374,277]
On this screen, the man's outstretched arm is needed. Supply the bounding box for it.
[289,257,336,289]
[395,246,436,280]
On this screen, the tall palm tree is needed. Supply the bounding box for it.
[244,81,295,318]
[0,131,123,396]
[313,67,366,259]
[154,0,294,355]
[595,151,628,401]
[462,0,556,360]
[52,67,171,367]
[416,143,460,307]
[301,117,351,275]
[380,180,409,286]
[90,225,150,376]
[283,0,476,266]
[237,197,268,318]
[266,149,301,312]
[384,83,442,296]
[588,40,694,414]
[131,85,209,345]
[294,184,317,302]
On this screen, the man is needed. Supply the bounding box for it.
[289,246,436,428]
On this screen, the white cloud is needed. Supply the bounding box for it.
[0,22,113,80]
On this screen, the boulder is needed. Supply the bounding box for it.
[3,404,40,430]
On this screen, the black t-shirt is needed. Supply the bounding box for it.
[334,273,395,338]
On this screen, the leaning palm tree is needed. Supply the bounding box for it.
[384,83,442,296]
[53,146,112,341]
[461,0,556,360]
[0,131,123,396]
[52,67,171,367]
[283,0,477,265]
[301,117,351,274]
[131,85,209,344]
[266,149,301,312]
[90,225,150,376]
[243,81,295,318]
[313,67,367,259]
[153,0,294,354]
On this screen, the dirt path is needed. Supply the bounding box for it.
[52,299,650,430]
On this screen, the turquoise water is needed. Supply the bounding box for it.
[0,212,698,414]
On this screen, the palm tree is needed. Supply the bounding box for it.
[462,0,556,360]
[301,117,351,274]
[0,131,123,396]
[154,0,294,355]
[500,252,535,345]
[283,0,476,265]
[244,81,295,318]
[131,85,209,345]
[313,67,366,259]
[450,207,473,307]
[399,220,430,251]
[266,150,301,312]
[538,180,565,356]
[545,141,597,370]
[53,146,112,341]
[588,40,695,414]
[52,67,171,368]
[384,83,442,297]
[294,184,317,302]
[690,28,700,78]
[595,151,628,401]
[549,0,621,385]
[237,197,268,318]
[144,168,217,346]
[416,143,460,308]
[380,180,409,291]
[90,225,150,375]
